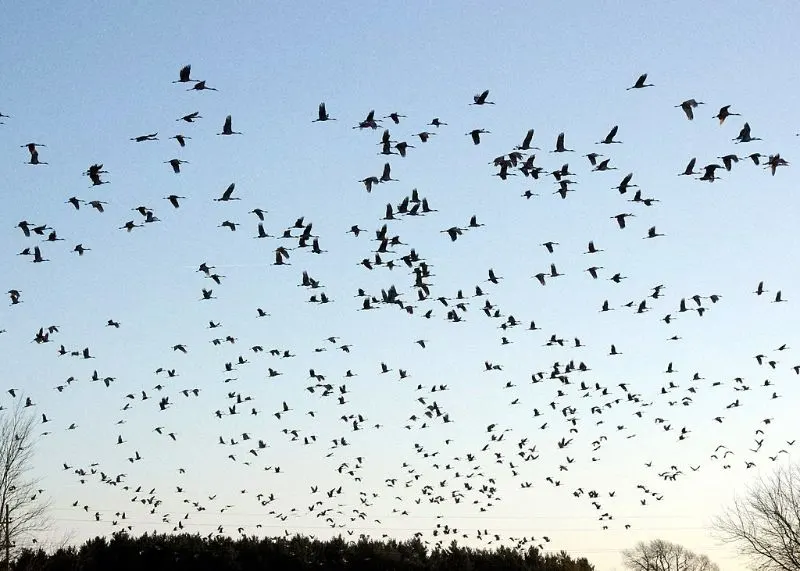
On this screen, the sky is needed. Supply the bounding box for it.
[1,1,799,569]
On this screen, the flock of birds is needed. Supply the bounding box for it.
[1,65,798,555]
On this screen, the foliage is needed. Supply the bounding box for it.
[9,531,596,571]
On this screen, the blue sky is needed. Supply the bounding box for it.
[1,1,799,569]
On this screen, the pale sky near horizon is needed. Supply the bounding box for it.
[1,2,799,570]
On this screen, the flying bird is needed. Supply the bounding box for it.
[218,115,242,135]
[165,159,188,173]
[627,73,653,90]
[173,65,193,83]
[714,105,740,124]
[471,90,494,105]
[676,99,704,120]
[313,102,334,122]
[214,183,240,202]
[131,133,158,142]
[597,125,621,144]
[177,111,201,123]
[466,129,490,145]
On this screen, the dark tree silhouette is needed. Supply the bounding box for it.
[621,539,719,571]
[10,531,597,571]
[713,462,800,571]
[0,399,50,565]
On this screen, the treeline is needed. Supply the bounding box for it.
[11,532,595,571]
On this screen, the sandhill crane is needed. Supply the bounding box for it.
[177,111,201,122]
[714,105,740,124]
[89,200,107,212]
[359,176,379,193]
[131,133,158,142]
[384,112,406,124]
[189,80,217,91]
[614,173,637,194]
[274,246,290,265]
[645,226,664,239]
[586,241,603,254]
[593,158,617,171]
[699,164,723,182]
[515,129,539,151]
[313,102,334,122]
[428,118,447,127]
[442,227,463,242]
[173,65,193,83]
[164,195,185,208]
[32,246,48,263]
[627,73,653,90]
[255,223,271,239]
[394,141,414,157]
[246,208,266,221]
[165,159,188,173]
[598,125,622,144]
[765,154,789,176]
[612,213,635,229]
[718,154,739,171]
[170,134,190,147]
[679,158,698,176]
[552,132,573,153]
[676,99,704,120]
[85,164,108,186]
[218,115,241,135]
[466,129,490,145]
[586,266,603,279]
[585,153,603,166]
[219,220,240,231]
[471,90,494,105]
[468,215,484,229]
[733,122,761,144]
[119,221,141,232]
[354,110,380,130]
[22,143,47,165]
[379,163,396,182]
[214,183,240,202]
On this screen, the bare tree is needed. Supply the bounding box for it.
[713,462,800,571]
[0,399,50,565]
[622,539,720,571]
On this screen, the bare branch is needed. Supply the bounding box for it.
[712,462,800,571]
[621,539,719,571]
[0,399,51,564]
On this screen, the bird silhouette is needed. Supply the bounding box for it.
[466,129,490,145]
[676,99,704,120]
[597,126,622,144]
[471,90,494,105]
[165,159,188,173]
[627,73,653,90]
[214,183,240,202]
[173,64,193,83]
[552,132,573,153]
[218,115,242,135]
[313,102,334,122]
[177,111,201,122]
[714,105,740,124]
[188,80,217,92]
